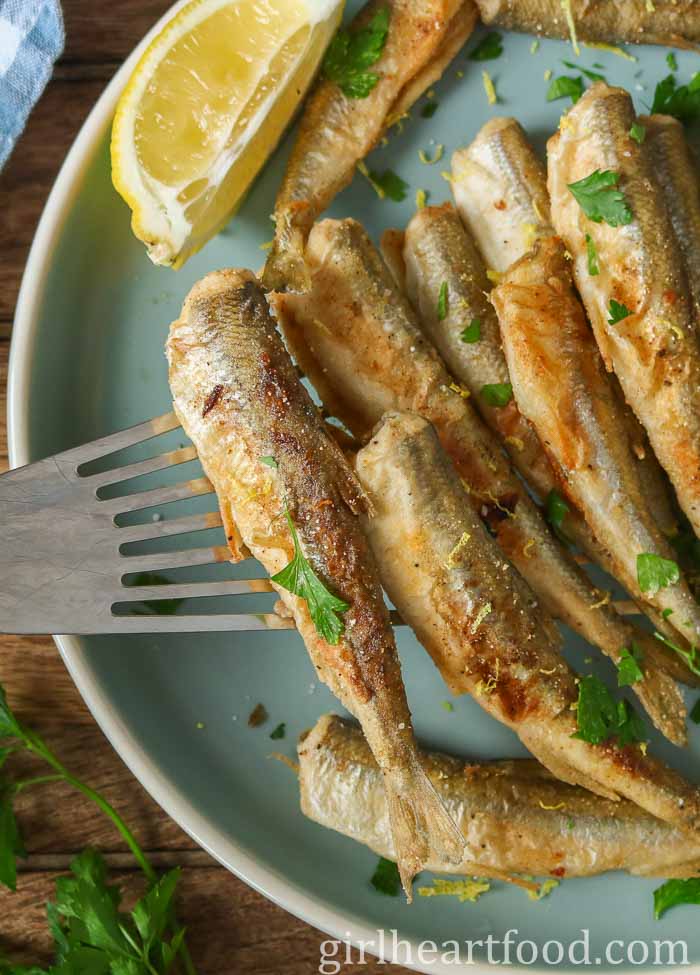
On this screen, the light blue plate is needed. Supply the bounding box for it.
[8,6,700,971]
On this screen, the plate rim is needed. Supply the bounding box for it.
[6,7,681,973]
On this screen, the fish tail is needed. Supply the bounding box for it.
[263,208,312,294]
[384,763,466,900]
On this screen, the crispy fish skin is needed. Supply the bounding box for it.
[548,83,700,542]
[495,236,700,666]
[166,269,465,895]
[262,0,477,293]
[475,0,700,48]
[451,117,552,275]
[644,114,700,327]
[354,412,700,829]
[300,715,700,880]
[274,218,692,716]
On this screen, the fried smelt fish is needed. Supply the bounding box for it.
[644,114,700,327]
[263,0,477,293]
[166,269,465,896]
[548,83,700,541]
[300,715,700,880]
[274,218,692,718]
[494,236,700,661]
[474,0,700,50]
[451,116,552,276]
[354,412,700,827]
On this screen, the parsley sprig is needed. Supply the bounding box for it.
[0,683,196,974]
[572,675,647,747]
[651,72,700,123]
[272,510,350,644]
[567,170,632,227]
[323,7,390,99]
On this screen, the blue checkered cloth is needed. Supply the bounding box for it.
[0,0,64,169]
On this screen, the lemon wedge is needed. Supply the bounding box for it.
[111,0,343,268]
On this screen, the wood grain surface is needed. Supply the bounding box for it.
[0,4,410,970]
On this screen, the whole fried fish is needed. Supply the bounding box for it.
[494,236,700,659]
[548,83,700,541]
[273,218,692,725]
[300,714,700,880]
[353,412,700,828]
[167,269,465,895]
[644,114,700,328]
[474,0,700,49]
[263,0,477,292]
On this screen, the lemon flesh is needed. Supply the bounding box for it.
[111,0,343,268]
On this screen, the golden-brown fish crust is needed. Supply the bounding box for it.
[354,412,700,831]
[300,714,700,880]
[475,0,700,48]
[262,0,477,292]
[548,83,700,542]
[166,269,465,895]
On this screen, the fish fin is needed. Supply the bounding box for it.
[384,764,466,900]
[263,208,312,294]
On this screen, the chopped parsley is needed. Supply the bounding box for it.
[371,857,401,896]
[629,121,646,144]
[572,674,647,747]
[260,455,278,469]
[561,60,606,82]
[637,553,680,595]
[272,510,350,644]
[460,318,482,344]
[366,167,408,202]
[469,32,503,61]
[441,700,454,712]
[323,7,390,99]
[662,607,674,619]
[651,72,700,123]
[546,74,584,104]
[481,382,513,407]
[421,101,439,118]
[567,170,633,227]
[607,299,632,325]
[690,698,700,724]
[437,281,449,320]
[654,878,700,919]
[482,70,498,105]
[666,52,678,72]
[655,631,700,677]
[546,489,571,540]
[617,643,644,687]
[269,722,286,740]
[585,234,599,275]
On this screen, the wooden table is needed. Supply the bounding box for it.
[0,4,409,970]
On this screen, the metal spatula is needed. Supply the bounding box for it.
[0,411,635,636]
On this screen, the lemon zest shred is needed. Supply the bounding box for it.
[482,70,497,105]
[444,531,471,569]
[475,660,500,696]
[530,39,540,54]
[538,800,565,811]
[539,667,557,675]
[456,69,465,78]
[470,602,493,634]
[418,144,444,165]
[441,170,454,183]
[583,41,637,61]
[416,188,427,210]
[544,68,553,81]
[523,538,536,559]
[522,222,538,252]
[449,381,471,399]
[417,878,491,903]
[259,239,274,251]
[560,0,580,55]
[357,160,385,199]
[505,435,525,451]
[639,741,648,756]
[589,590,610,609]
[528,878,560,901]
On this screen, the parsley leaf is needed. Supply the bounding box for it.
[421,101,439,119]
[481,382,513,407]
[561,60,606,82]
[371,857,401,896]
[272,510,350,644]
[607,299,632,325]
[690,698,700,724]
[572,675,647,746]
[460,318,481,344]
[654,878,700,919]
[260,456,278,469]
[637,553,680,595]
[546,489,571,541]
[567,170,633,226]
[547,74,584,104]
[666,51,678,72]
[655,631,700,677]
[0,785,24,891]
[437,281,449,321]
[469,32,503,61]
[617,643,644,687]
[585,234,599,275]
[270,722,286,740]
[367,168,408,202]
[629,121,646,144]
[651,72,700,123]
[323,7,390,99]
